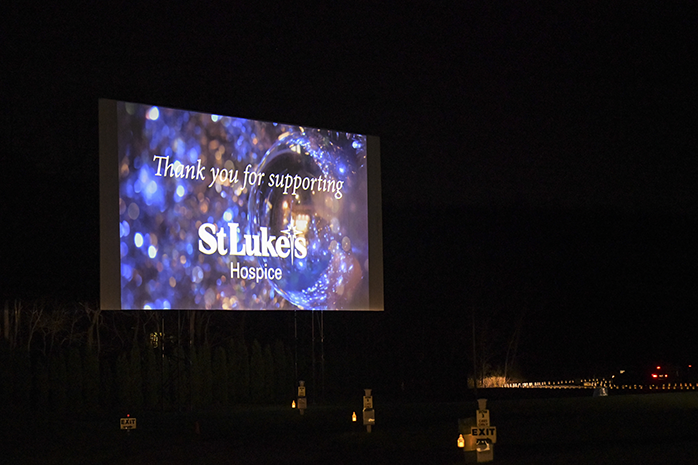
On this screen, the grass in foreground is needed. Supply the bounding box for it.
[5,392,698,464]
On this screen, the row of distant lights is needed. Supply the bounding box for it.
[507,382,698,390]
[508,364,695,388]
[508,370,697,390]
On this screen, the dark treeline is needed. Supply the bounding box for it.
[0,300,297,413]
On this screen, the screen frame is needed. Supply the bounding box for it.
[99,99,383,311]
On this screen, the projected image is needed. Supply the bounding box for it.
[113,102,373,310]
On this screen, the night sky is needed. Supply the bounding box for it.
[3,4,697,385]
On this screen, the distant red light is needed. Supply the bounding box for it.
[656,366,661,370]
[652,374,658,378]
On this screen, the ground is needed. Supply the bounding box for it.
[6,391,698,464]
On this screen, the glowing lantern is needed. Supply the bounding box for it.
[352,412,357,422]
[458,434,465,448]
[292,400,296,408]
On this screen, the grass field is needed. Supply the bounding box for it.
[5,391,698,464]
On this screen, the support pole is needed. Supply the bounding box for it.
[472,310,478,399]
[294,310,298,382]
[311,311,316,400]
[160,311,165,412]
[320,311,325,401]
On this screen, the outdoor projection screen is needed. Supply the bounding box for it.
[100,100,383,311]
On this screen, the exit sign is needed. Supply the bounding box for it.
[471,426,496,443]
[120,417,137,430]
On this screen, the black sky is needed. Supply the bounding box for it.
[3,3,697,380]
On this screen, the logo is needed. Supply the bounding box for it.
[198,222,307,260]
